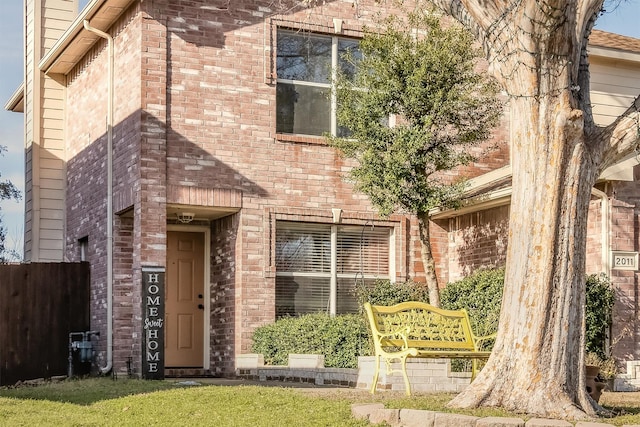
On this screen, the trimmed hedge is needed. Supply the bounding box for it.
[356,278,430,307]
[441,268,504,341]
[251,313,370,369]
[251,270,613,370]
[440,268,614,356]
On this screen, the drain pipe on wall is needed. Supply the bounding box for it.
[591,187,610,278]
[84,20,114,375]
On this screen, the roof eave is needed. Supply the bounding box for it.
[430,156,638,219]
[4,82,25,112]
[39,0,135,75]
[588,45,640,64]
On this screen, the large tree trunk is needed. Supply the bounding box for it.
[447,3,601,418]
[449,93,600,418]
[425,0,640,419]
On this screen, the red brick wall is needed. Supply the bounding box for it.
[112,215,137,374]
[144,0,427,371]
[441,205,510,283]
[586,197,604,275]
[61,0,523,376]
[609,176,640,362]
[449,105,512,181]
[209,214,239,375]
[65,6,144,375]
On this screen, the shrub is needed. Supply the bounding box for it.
[585,273,615,359]
[441,269,615,357]
[251,313,370,369]
[356,278,430,308]
[441,268,505,341]
[251,270,614,371]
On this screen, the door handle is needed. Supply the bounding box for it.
[198,304,204,310]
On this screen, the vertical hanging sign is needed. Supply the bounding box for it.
[142,267,165,379]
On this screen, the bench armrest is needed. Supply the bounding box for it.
[374,325,412,349]
[472,333,497,351]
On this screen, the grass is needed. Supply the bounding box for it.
[0,378,368,427]
[0,378,639,426]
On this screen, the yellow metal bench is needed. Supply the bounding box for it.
[364,301,496,395]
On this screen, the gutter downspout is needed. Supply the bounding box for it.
[83,20,113,375]
[591,187,610,277]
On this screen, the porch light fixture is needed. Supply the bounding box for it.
[177,212,195,224]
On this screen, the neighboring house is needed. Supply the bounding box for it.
[3,0,640,379]
[429,30,640,366]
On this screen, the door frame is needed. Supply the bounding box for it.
[167,224,211,370]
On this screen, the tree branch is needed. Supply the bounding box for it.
[576,0,604,40]
[427,0,492,50]
[598,95,640,171]
[574,11,598,132]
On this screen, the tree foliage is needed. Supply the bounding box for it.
[441,268,505,340]
[585,274,615,359]
[356,278,430,307]
[0,145,20,262]
[328,10,502,217]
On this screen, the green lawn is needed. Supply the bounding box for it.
[0,378,639,426]
[0,378,369,426]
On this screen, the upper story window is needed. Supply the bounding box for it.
[276,29,361,137]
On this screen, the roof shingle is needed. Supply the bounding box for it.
[590,29,640,54]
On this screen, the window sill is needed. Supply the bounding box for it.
[275,133,328,145]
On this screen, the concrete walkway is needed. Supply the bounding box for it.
[351,403,640,427]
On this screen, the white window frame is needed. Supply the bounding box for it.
[276,30,359,137]
[275,221,395,317]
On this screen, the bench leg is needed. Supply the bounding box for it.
[471,359,479,381]
[371,351,416,395]
[382,355,412,396]
[399,356,411,396]
[370,354,380,394]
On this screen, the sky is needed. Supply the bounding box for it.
[0,1,639,260]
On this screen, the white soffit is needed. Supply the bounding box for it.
[39,0,135,75]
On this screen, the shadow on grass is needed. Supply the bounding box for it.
[0,377,180,405]
[602,405,640,416]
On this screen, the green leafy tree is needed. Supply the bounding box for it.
[0,145,21,263]
[327,10,502,306]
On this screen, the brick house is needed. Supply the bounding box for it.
[4,0,640,380]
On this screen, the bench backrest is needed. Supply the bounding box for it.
[364,301,478,351]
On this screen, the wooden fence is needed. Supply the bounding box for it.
[0,262,90,386]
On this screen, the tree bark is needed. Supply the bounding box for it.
[418,212,441,307]
[419,0,640,418]
[424,0,623,418]
[448,93,599,418]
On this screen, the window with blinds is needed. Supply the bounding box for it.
[275,221,391,318]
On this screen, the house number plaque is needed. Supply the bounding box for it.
[142,267,165,379]
[611,251,638,271]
